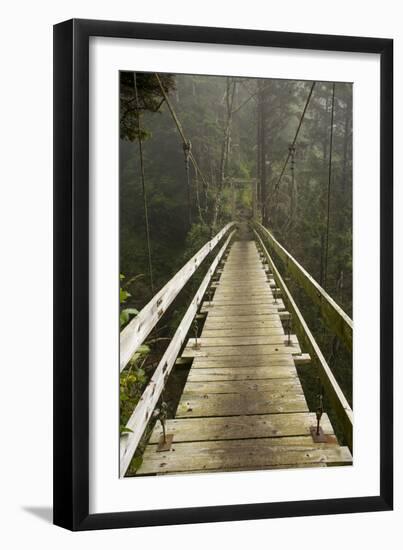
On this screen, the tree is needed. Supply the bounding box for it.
[120,71,175,141]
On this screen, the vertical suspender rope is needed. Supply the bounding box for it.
[194,164,205,224]
[318,83,338,427]
[272,81,316,196]
[133,73,167,410]
[133,72,155,295]
[183,141,192,226]
[323,82,336,290]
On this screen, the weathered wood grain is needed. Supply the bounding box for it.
[210,297,278,306]
[182,377,302,395]
[200,303,285,315]
[137,438,352,474]
[176,391,308,417]
[203,315,283,328]
[191,354,297,368]
[187,335,299,347]
[168,463,328,474]
[201,327,285,337]
[214,296,275,305]
[187,366,298,381]
[182,342,302,357]
[148,412,334,444]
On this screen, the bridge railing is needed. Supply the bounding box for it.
[255,222,353,352]
[253,227,353,449]
[120,223,236,476]
[120,222,236,372]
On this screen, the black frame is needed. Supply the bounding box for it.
[53,18,393,531]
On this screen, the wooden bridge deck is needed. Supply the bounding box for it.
[137,240,352,475]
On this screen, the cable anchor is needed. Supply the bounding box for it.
[192,319,200,349]
[310,384,328,442]
[285,316,292,346]
[155,401,174,451]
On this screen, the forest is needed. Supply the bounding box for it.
[119,71,353,474]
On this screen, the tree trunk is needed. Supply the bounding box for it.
[211,78,236,232]
[254,80,262,220]
[342,92,352,192]
[257,80,268,225]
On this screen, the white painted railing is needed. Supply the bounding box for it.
[255,222,353,351]
[120,223,235,372]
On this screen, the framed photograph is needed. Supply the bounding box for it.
[53,19,393,530]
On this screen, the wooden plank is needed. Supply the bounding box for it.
[255,223,353,351]
[201,303,285,316]
[187,366,298,381]
[213,291,271,296]
[120,222,235,371]
[187,335,299,347]
[213,287,272,293]
[203,315,283,327]
[294,353,311,365]
[219,265,265,271]
[171,463,328,474]
[182,377,303,395]
[176,391,308,417]
[182,342,302,357]
[203,317,283,327]
[212,293,273,300]
[214,282,269,288]
[210,298,277,306]
[191,355,297,368]
[218,275,267,281]
[254,230,353,449]
[149,412,335,443]
[119,231,235,476]
[201,327,285,337]
[137,439,352,474]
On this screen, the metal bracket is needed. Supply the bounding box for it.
[156,434,174,452]
[310,426,329,443]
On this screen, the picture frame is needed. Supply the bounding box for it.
[53,18,393,531]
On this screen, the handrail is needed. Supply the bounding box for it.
[120,222,235,372]
[255,222,353,352]
[254,229,353,449]
[120,230,236,476]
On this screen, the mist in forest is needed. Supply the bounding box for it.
[120,73,352,314]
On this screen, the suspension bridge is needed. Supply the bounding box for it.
[119,74,353,477]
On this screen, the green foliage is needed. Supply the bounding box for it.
[119,271,151,433]
[120,288,131,303]
[120,72,176,141]
[120,359,149,430]
[120,426,133,434]
[119,274,139,328]
[183,223,211,260]
[120,308,139,328]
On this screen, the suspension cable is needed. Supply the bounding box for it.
[133,72,154,294]
[323,83,336,290]
[154,73,210,202]
[272,81,316,196]
[193,164,205,223]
